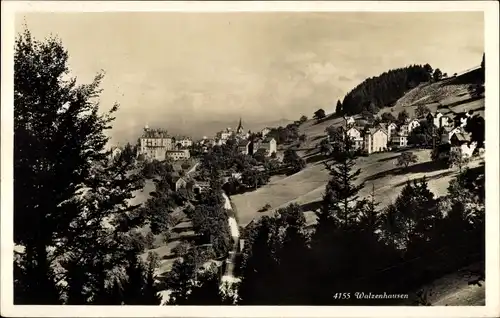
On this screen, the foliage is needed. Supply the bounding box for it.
[13,28,146,304]
[396,151,418,169]
[335,100,343,114]
[283,149,306,173]
[299,115,308,123]
[313,108,326,120]
[266,123,299,145]
[432,68,443,81]
[380,112,397,123]
[397,110,410,124]
[192,191,232,257]
[464,114,485,148]
[415,105,431,119]
[341,64,433,115]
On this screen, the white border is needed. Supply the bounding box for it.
[1,1,499,317]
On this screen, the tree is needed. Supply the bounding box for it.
[142,252,162,305]
[449,148,470,172]
[380,112,397,123]
[397,110,410,124]
[299,115,308,123]
[481,53,485,73]
[415,105,431,119]
[122,252,147,305]
[433,68,443,82]
[14,28,145,304]
[318,138,333,156]
[341,64,434,115]
[423,63,433,78]
[396,151,418,170]
[335,100,343,114]
[283,148,306,172]
[381,178,438,249]
[464,115,485,148]
[313,108,326,120]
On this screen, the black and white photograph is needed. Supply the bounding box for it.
[1,1,499,317]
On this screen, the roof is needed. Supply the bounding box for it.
[172,176,185,183]
[451,132,472,142]
[238,140,250,147]
[368,127,388,136]
[261,137,275,143]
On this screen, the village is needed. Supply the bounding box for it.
[10,8,492,310]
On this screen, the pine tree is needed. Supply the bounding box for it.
[317,132,365,229]
[272,204,310,304]
[335,100,343,114]
[309,132,366,304]
[14,28,146,304]
[122,252,146,305]
[142,252,161,305]
[238,217,279,305]
[360,184,381,233]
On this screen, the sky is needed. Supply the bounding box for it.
[15,12,484,142]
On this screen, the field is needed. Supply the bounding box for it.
[232,149,483,227]
[231,69,485,228]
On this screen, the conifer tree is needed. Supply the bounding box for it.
[14,28,144,304]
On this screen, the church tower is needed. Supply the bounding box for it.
[236,117,244,134]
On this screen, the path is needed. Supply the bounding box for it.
[186,162,199,176]
[220,192,241,301]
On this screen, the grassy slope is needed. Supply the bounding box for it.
[231,70,485,229]
[230,68,486,305]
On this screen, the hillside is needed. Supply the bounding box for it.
[231,66,485,229]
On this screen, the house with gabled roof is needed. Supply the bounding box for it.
[257,137,277,156]
[237,139,253,155]
[408,118,421,133]
[450,131,476,158]
[346,126,364,150]
[364,127,388,154]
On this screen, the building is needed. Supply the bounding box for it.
[391,135,408,148]
[166,149,191,161]
[171,176,187,192]
[261,127,271,137]
[439,115,453,128]
[441,126,464,144]
[193,181,210,195]
[257,137,277,156]
[238,140,253,155]
[217,128,234,141]
[407,119,421,133]
[450,132,477,158]
[138,125,173,161]
[399,124,410,137]
[346,127,364,150]
[344,116,355,127]
[179,137,193,148]
[387,122,398,138]
[432,111,444,128]
[364,127,388,154]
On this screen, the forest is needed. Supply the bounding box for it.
[340,64,440,115]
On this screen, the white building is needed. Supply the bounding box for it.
[364,127,388,154]
[387,122,398,138]
[138,126,173,161]
[257,137,277,156]
[346,127,364,150]
[261,127,271,137]
[166,149,191,161]
[344,116,355,127]
[407,119,421,133]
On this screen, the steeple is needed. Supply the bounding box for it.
[236,117,243,134]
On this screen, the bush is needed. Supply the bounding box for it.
[145,232,156,249]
